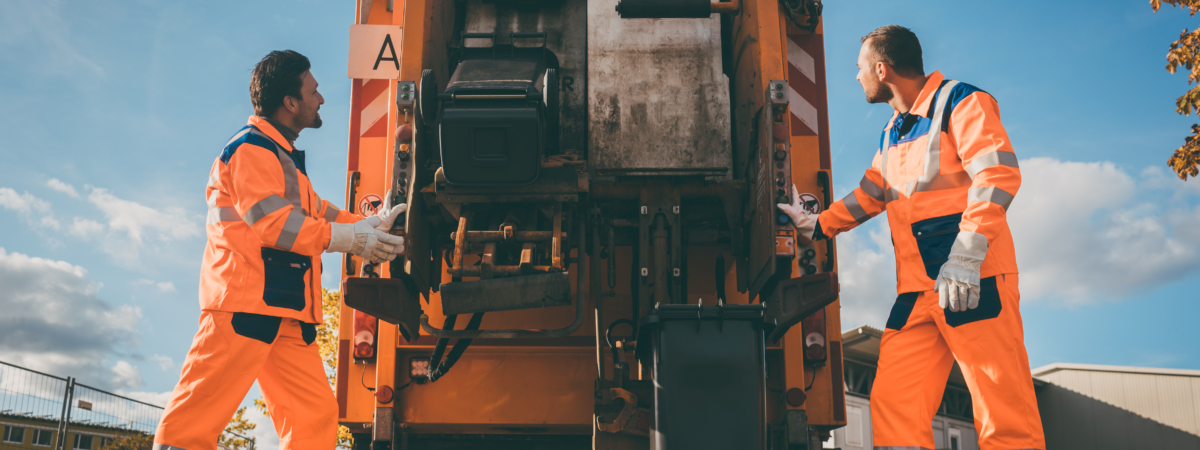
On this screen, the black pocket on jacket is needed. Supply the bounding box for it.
[911,213,962,280]
[261,247,310,311]
[944,276,1002,327]
[885,292,920,330]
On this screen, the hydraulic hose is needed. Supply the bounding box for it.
[428,312,484,382]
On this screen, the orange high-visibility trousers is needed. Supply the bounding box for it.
[871,274,1044,450]
[154,311,337,450]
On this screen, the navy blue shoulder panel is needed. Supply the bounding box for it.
[219,126,281,164]
[934,81,989,131]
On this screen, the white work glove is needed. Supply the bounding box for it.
[776,185,818,243]
[934,231,988,312]
[327,216,404,263]
[373,189,408,233]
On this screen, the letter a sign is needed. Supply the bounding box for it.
[348,25,404,80]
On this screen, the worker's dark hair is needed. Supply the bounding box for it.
[861,25,924,78]
[250,50,311,117]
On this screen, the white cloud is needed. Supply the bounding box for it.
[69,217,105,239]
[0,187,62,235]
[1009,158,1200,303]
[0,247,145,390]
[47,178,80,198]
[131,278,177,293]
[831,218,897,329]
[149,354,174,371]
[833,157,1200,329]
[117,390,172,408]
[111,360,144,389]
[86,187,202,258]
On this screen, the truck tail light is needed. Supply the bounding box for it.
[353,309,378,361]
[801,308,827,365]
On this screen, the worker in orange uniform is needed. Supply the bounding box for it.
[779,26,1044,450]
[154,50,406,450]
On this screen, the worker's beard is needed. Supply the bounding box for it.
[298,103,323,129]
[865,82,893,104]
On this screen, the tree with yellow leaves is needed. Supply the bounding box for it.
[1154,0,1200,179]
[250,289,354,450]
[219,407,257,450]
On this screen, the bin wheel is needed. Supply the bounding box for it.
[419,69,438,127]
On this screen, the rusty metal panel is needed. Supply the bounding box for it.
[586,0,731,176]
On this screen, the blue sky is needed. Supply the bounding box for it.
[0,0,1198,444]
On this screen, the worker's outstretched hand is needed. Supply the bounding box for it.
[327,217,405,263]
[776,185,818,243]
[374,189,408,233]
[934,231,988,312]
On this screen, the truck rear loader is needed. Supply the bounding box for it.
[336,0,845,448]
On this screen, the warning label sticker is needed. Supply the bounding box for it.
[358,193,383,216]
[798,193,822,215]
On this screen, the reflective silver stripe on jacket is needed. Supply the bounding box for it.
[965,150,1019,179]
[243,194,290,225]
[206,206,240,224]
[859,175,886,202]
[323,203,340,222]
[968,186,1015,211]
[841,191,871,224]
[247,130,303,208]
[903,80,961,197]
[153,444,189,450]
[275,209,307,251]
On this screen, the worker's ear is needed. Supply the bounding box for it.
[875,60,890,83]
[283,95,300,114]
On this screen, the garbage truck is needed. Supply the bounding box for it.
[335,0,845,448]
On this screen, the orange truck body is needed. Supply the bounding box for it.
[336,1,844,448]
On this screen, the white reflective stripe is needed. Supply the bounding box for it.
[323,203,340,222]
[224,128,251,147]
[904,80,960,197]
[884,187,901,203]
[859,175,885,202]
[207,170,219,188]
[206,206,241,224]
[247,130,304,210]
[153,444,190,450]
[243,194,290,225]
[966,150,1019,179]
[274,209,307,251]
[968,186,1015,210]
[841,192,871,224]
[907,171,972,194]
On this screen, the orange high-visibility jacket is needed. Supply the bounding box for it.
[816,71,1020,294]
[201,116,363,323]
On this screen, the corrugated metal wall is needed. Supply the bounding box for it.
[1036,369,1200,449]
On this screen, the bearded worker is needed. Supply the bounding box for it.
[778,26,1044,450]
[154,50,406,450]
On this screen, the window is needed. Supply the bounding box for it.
[3,426,25,444]
[948,427,962,450]
[32,429,54,447]
[73,434,94,450]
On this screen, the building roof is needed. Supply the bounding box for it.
[1033,362,1200,379]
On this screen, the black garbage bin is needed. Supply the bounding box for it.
[637,304,767,450]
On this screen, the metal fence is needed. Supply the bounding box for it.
[0,360,165,450]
